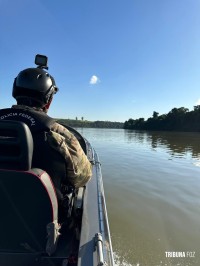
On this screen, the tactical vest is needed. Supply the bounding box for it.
[0,107,55,133]
[0,107,67,200]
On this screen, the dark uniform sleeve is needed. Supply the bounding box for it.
[47,122,92,188]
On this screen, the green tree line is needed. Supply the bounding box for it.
[124,106,200,132]
[57,118,124,129]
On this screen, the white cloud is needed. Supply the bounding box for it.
[195,98,200,105]
[89,75,100,85]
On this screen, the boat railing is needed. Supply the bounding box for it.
[94,151,115,266]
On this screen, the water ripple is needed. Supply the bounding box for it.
[77,128,200,266]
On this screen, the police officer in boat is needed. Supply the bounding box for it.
[0,55,92,203]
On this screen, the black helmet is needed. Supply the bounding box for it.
[12,68,59,105]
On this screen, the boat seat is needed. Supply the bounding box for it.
[0,120,33,170]
[0,120,60,255]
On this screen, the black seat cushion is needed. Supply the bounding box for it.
[0,168,58,253]
[0,121,33,170]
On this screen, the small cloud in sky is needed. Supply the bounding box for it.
[89,75,100,85]
[195,98,200,105]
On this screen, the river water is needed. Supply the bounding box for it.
[76,128,200,266]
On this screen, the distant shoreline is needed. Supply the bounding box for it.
[124,106,200,132]
[57,118,124,129]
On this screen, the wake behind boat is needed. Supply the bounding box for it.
[0,120,115,266]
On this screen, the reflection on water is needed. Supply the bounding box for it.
[125,130,200,159]
[77,128,200,266]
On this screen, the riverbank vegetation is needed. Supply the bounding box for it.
[124,106,200,132]
[57,118,124,129]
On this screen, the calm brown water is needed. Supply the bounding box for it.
[77,128,200,266]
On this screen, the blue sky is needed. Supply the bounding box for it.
[0,0,200,122]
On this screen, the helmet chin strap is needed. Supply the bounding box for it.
[43,96,53,113]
